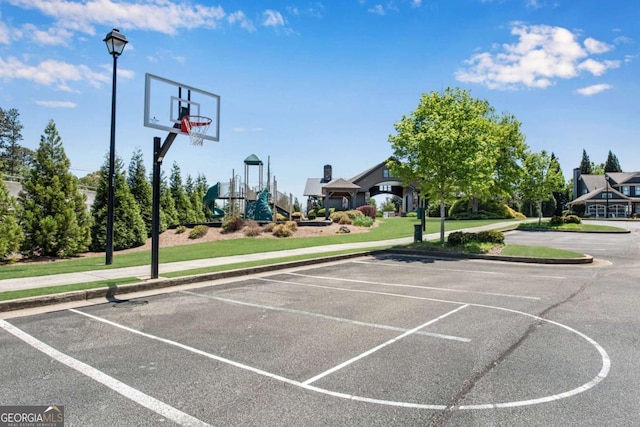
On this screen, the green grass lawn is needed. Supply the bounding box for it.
[0,217,517,280]
[500,245,584,258]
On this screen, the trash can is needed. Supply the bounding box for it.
[414,223,422,242]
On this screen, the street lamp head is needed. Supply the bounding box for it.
[104,28,128,57]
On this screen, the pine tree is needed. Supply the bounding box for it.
[604,150,622,173]
[160,169,179,229]
[18,120,92,257]
[0,168,24,259]
[90,155,146,251]
[170,162,197,224]
[128,148,153,236]
[186,173,207,223]
[195,173,211,219]
[579,149,592,174]
[0,108,25,177]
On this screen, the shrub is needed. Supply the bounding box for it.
[448,230,504,246]
[572,202,586,217]
[276,213,287,221]
[357,205,377,220]
[188,225,209,239]
[244,220,261,237]
[262,222,276,232]
[272,224,293,238]
[307,211,317,220]
[563,215,581,224]
[476,230,504,244]
[330,211,352,224]
[345,209,364,220]
[222,216,244,233]
[291,211,304,220]
[175,225,187,234]
[406,211,417,218]
[285,221,297,231]
[353,216,374,227]
[550,216,564,226]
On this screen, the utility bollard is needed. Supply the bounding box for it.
[414,223,422,242]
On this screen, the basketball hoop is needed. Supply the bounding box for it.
[180,115,212,146]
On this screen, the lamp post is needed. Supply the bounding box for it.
[103,28,128,265]
[605,174,610,219]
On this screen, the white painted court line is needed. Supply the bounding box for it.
[354,259,567,280]
[285,272,541,300]
[0,319,210,427]
[302,305,469,386]
[179,290,470,343]
[62,291,610,411]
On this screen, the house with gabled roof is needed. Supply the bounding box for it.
[570,168,640,218]
[303,160,418,215]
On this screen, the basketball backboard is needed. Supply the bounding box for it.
[144,73,220,142]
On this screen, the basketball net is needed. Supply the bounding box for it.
[181,115,212,146]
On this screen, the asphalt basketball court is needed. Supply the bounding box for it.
[1,240,620,426]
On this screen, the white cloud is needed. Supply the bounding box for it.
[575,84,612,96]
[368,5,386,15]
[6,0,233,36]
[35,100,77,108]
[262,10,285,27]
[0,56,131,91]
[411,0,422,7]
[228,11,255,32]
[22,24,73,46]
[0,16,10,44]
[456,23,621,90]
[584,37,612,54]
[577,58,620,76]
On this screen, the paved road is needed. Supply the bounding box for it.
[1,221,639,426]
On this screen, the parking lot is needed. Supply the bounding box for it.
[2,223,640,426]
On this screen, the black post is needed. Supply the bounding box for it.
[151,137,161,279]
[105,54,118,265]
[605,175,609,219]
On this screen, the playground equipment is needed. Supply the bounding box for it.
[203,154,293,221]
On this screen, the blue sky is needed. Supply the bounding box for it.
[1,0,638,202]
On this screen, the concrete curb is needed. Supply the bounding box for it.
[0,251,377,313]
[384,248,594,264]
[0,248,593,313]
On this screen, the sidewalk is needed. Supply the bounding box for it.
[0,221,522,294]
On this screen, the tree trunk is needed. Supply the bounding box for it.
[471,197,479,214]
[440,199,446,244]
[538,201,543,225]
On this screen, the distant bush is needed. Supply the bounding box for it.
[572,202,586,217]
[447,230,504,246]
[406,211,417,218]
[244,220,261,237]
[175,225,187,234]
[272,224,293,238]
[188,225,209,239]
[357,205,377,220]
[330,211,352,224]
[307,211,317,220]
[276,213,287,221]
[550,216,564,226]
[291,212,304,220]
[450,198,524,219]
[353,216,374,227]
[285,221,297,231]
[563,215,581,224]
[222,216,244,233]
[262,222,276,232]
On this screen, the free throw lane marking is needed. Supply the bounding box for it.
[180,290,470,343]
[285,272,541,300]
[302,305,469,385]
[0,319,210,427]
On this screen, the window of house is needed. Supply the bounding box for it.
[622,186,630,195]
[382,169,390,178]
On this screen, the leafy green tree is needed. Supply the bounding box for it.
[388,87,500,243]
[0,168,23,259]
[78,170,101,189]
[128,149,153,236]
[18,120,92,257]
[520,150,565,225]
[579,149,592,174]
[195,173,211,220]
[591,162,605,175]
[170,162,197,224]
[0,108,25,177]
[492,114,528,200]
[550,153,567,216]
[604,150,622,173]
[90,154,146,251]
